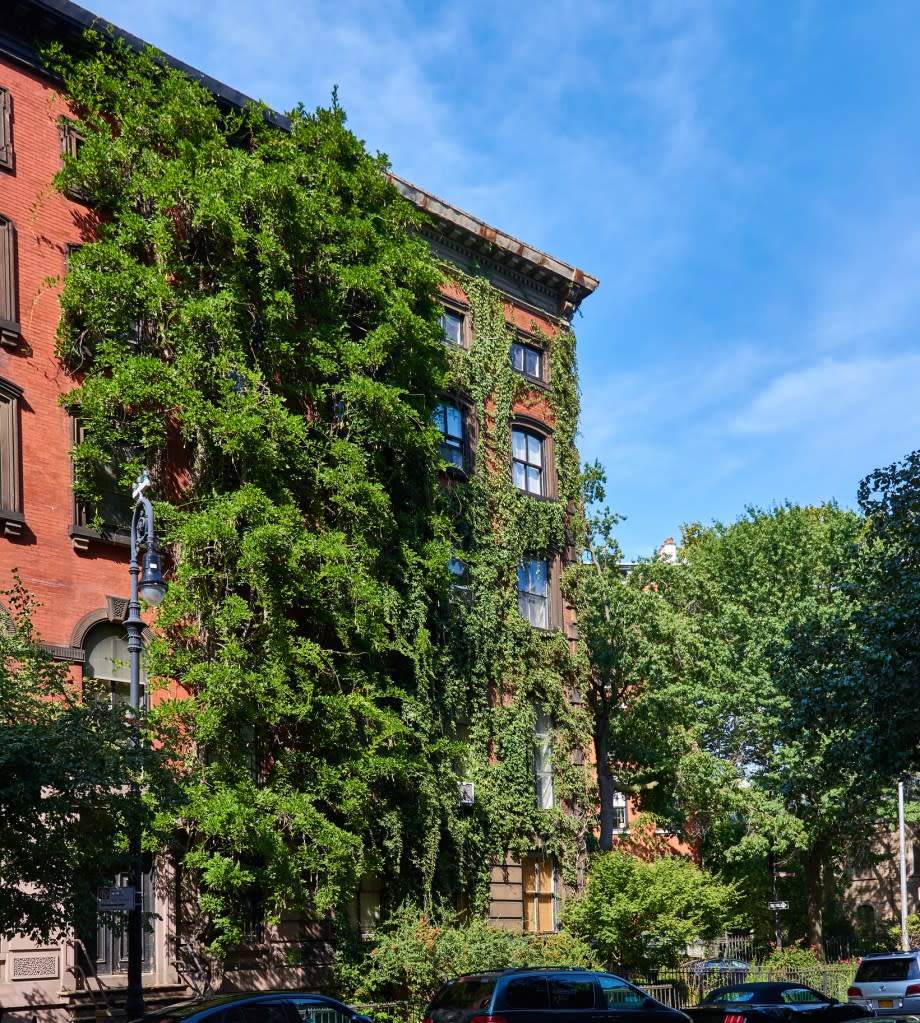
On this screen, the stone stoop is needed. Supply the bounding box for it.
[67,985,192,1023]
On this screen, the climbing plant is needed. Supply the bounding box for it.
[45,31,593,956]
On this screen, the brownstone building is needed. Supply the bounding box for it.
[0,2,598,1019]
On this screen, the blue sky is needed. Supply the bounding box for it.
[83,0,920,559]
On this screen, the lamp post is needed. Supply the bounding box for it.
[124,472,166,1019]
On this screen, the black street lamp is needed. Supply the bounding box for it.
[124,471,166,1019]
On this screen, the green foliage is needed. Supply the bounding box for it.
[563,847,738,969]
[336,902,599,1010]
[0,578,171,941]
[571,491,874,947]
[45,30,591,957]
[759,940,825,974]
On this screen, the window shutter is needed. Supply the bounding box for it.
[0,89,11,170]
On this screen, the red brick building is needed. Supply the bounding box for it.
[0,2,598,1019]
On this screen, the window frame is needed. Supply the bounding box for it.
[521,854,556,934]
[58,118,89,203]
[433,396,476,475]
[511,420,553,498]
[534,711,555,810]
[0,377,23,536]
[0,87,12,171]
[69,419,137,548]
[517,557,550,630]
[510,337,547,384]
[0,214,20,345]
[439,301,469,349]
[611,790,629,832]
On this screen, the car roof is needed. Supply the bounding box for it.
[140,992,350,1022]
[707,982,821,1000]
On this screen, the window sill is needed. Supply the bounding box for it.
[514,488,556,503]
[69,523,130,550]
[513,370,550,391]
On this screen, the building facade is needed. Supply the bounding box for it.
[0,2,598,1020]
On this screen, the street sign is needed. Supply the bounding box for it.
[768,900,790,911]
[97,886,134,912]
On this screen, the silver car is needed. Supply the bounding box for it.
[848,951,920,1015]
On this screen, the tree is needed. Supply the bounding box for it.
[572,487,871,949]
[47,34,454,955]
[0,580,168,941]
[563,845,738,969]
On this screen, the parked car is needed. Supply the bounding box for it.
[423,967,691,1023]
[848,951,920,1016]
[685,982,871,1023]
[689,960,751,978]
[137,992,373,1023]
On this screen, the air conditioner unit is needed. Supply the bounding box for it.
[458,781,475,806]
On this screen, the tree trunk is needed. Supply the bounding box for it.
[804,843,826,956]
[595,714,617,851]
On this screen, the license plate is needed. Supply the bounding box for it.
[878,1000,894,1009]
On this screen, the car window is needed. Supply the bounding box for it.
[503,976,550,1010]
[705,991,756,1004]
[224,1004,296,1023]
[781,989,825,1005]
[855,958,919,982]
[429,979,496,1011]
[598,975,645,1008]
[289,999,354,1023]
[549,976,595,1010]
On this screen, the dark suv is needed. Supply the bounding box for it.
[423,968,691,1023]
[848,951,920,1016]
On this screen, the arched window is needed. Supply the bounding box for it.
[511,426,546,496]
[82,620,146,707]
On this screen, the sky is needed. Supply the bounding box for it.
[80,0,920,560]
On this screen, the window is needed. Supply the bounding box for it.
[0,87,11,171]
[350,872,382,936]
[58,119,88,202]
[448,556,472,603]
[548,975,595,1010]
[0,378,22,535]
[511,426,545,495]
[521,855,555,933]
[517,558,549,629]
[504,976,549,1010]
[611,790,628,832]
[598,975,645,1008]
[534,712,554,809]
[439,306,466,348]
[0,215,19,344]
[781,989,826,1006]
[241,888,265,943]
[432,401,466,470]
[70,421,137,545]
[510,340,543,381]
[82,621,146,709]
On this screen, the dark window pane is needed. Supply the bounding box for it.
[503,976,550,1010]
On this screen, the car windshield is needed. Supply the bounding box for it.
[855,959,918,982]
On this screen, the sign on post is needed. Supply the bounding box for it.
[97,886,134,912]
[768,900,790,911]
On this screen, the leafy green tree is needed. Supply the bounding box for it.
[47,33,455,956]
[572,485,870,949]
[563,846,738,969]
[0,580,168,941]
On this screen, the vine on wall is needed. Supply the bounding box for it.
[43,30,597,952]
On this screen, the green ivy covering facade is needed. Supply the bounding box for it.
[44,29,598,972]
